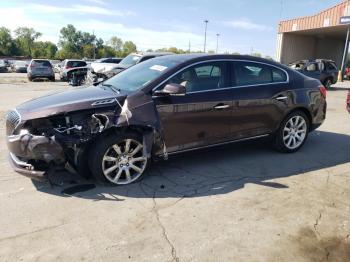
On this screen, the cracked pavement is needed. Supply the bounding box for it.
[0,74,350,261]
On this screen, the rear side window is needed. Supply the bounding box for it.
[327,62,337,70]
[233,62,287,86]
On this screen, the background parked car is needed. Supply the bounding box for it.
[12,60,29,73]
[0,60,8,72]
[90,57,122,74]
[347,90,350,113]
[289,59,338,89]
[59,59,87,81]
[27,59,55,81]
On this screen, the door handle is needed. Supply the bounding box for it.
[275,95,288,101]
[214,104,230,109]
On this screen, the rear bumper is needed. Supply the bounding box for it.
[28,73,54,78]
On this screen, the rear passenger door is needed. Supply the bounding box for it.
[230,61,290,139]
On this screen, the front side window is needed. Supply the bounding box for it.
[165,62,227,93]
[233,62,287,86]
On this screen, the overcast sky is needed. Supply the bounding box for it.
[0,0,342,57]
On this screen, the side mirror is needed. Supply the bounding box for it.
[154,83,186,96]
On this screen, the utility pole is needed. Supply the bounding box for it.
[340,26,350,82]
[203,20,209,53]
[92,30,96,60]
[188,40,191,53]
[216,33,220,54]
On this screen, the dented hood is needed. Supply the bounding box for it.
[16,85,126,120]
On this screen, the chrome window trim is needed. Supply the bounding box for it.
[151,59,289,94]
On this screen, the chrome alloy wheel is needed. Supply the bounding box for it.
[101,139,147,185]
[283,115,307,150]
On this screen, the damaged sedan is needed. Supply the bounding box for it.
[6,54,327,185]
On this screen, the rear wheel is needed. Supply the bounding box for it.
[89,133,148,185]
[273,110,309,153]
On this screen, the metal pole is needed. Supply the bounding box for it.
[93,30,96,60]
[216,34,220,54]
[204,20,209,53]
[340,26,350,82]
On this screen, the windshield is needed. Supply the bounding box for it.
[103,55,183,92]
[119,54,141,67]
[0,60,5,66]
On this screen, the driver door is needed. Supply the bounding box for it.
[153,61,233,153]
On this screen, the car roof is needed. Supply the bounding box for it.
[158,53,287,67]
[32,59,50,61]
[65,59,85,62]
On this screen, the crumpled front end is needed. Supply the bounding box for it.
[6,110,65,180]
[5,90,168,181]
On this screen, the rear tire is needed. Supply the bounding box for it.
[273,110,310,153]
[88,133,148,185]
[49,76,55,82]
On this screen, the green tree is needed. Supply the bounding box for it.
[0,27,16,56]
[14,27,42,57]
[108,36,123,53]
[32,41,58,59]
[97,46,116,58]
[122,41,137,56]
[58,24,82,57]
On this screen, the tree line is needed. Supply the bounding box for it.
[0,24,139,59]
[0,24,270,60]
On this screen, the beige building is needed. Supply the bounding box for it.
[276,0,350,69]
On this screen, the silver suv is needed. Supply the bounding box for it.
[27,59,55,81]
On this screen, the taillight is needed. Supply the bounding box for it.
[319,85,327,99]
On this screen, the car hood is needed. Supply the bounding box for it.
[16,85,126,120]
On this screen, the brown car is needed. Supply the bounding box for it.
[6,54,327,185]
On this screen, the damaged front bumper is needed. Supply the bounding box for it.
[6,130,65,181]
[8,153,46,181]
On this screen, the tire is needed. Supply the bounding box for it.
[49,76,55,82]
[273,110,310,153]
[324,78,332,90]
[88,132,148,185]
[28,77,33,82]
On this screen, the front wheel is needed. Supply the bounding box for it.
[89,134,148,185]
[273,111,309,153]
